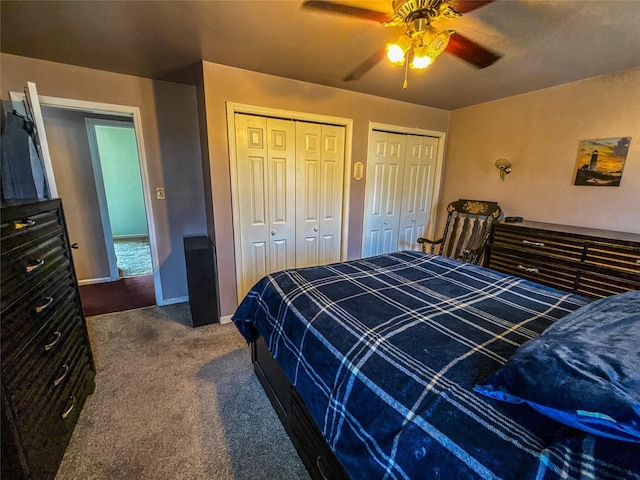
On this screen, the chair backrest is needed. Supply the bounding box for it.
[438,199,502,264]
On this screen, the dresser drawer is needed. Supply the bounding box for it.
[1,231,71,310]
[1,199,95,480]
[3,311,86,420]
[487,247,578,293]
[491,228,584,262]
[291,389,348,480]
[577,270,640,299]
[1,206,64,255]
[583,241,640,275]
[1,270,80,369]
[18,361,95,480]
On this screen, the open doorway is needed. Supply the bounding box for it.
[10,85,163,315]
[40,107,157,315]
[85,119,153,279]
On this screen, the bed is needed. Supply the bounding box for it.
[232,251,640,479]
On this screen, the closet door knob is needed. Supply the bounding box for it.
[313,226,318,232]
[271,230,276,236]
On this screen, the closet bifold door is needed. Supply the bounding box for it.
[295,122,345,269]
[397,135,438,252]
[362,131,439,257]
[362,131,406,257]
[235,114,296,296]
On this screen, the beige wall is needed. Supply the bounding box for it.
[201,61,451,316]
[8,54,634,316]
[439,67,640,235]
[1,53,207,302]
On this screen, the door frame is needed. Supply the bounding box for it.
[363,122,447,255]
[86,118,146,282]
[9,91,164,305]
[226,102,353,301]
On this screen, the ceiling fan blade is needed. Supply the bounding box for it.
[302,0,394,23]
[446,32,502,69]
[451,0,495,14]
[343,48,386,81]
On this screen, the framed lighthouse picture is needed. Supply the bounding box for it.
[573,137,631,186]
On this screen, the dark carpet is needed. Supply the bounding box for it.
[79,275,155,316]
[56,304,309,480]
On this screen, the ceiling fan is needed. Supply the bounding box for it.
[301,0,502,85]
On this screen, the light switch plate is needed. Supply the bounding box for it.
[156,188,165,200]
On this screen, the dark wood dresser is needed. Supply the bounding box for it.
[1,198,96,480]
[485,220,640,298]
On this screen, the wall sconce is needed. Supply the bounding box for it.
[495,158,512,181]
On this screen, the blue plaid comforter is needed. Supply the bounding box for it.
[232,251,640,480]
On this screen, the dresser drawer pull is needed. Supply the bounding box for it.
[13,218,36,230]
[25,258,45,273]
[522,240,545,247]
[44,331,62,351]
[53,364,69,387]
[316,455,330,480]
[517,265,540,274]
[61,396,75,419]
[35,296,54,314]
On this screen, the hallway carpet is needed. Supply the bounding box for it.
[79,275,155,316]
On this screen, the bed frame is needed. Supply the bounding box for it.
[248,230,640,479]
[251,331,348,480]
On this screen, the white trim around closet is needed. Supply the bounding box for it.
[226,102,353,301]
[367,121,447,244]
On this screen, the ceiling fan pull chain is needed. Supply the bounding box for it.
[403,57,409,89]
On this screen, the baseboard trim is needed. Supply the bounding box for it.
[220,314,232,325]
[113,234,149,240]
[78,276,115,286]
[160,295,189,306]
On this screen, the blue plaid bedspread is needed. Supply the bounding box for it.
[232,251,640,480]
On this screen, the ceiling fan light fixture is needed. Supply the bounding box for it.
[410,49,433,69]
[386,33,412,64]
[410,55,432,69]
[426,29,452,57]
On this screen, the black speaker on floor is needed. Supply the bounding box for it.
[184,236,220,327]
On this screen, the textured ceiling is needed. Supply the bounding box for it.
[2,0,640,110]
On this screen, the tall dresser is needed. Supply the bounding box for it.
[1,198,96,480]
[485,220,640,298]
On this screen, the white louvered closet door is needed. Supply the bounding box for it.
[295,122,345,268]
[397,135,438,251]
[235,114,296,296]
[361,130,406,257]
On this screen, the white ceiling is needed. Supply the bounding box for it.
[2,0,640,110]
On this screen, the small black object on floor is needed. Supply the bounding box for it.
[184,236,220,327]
